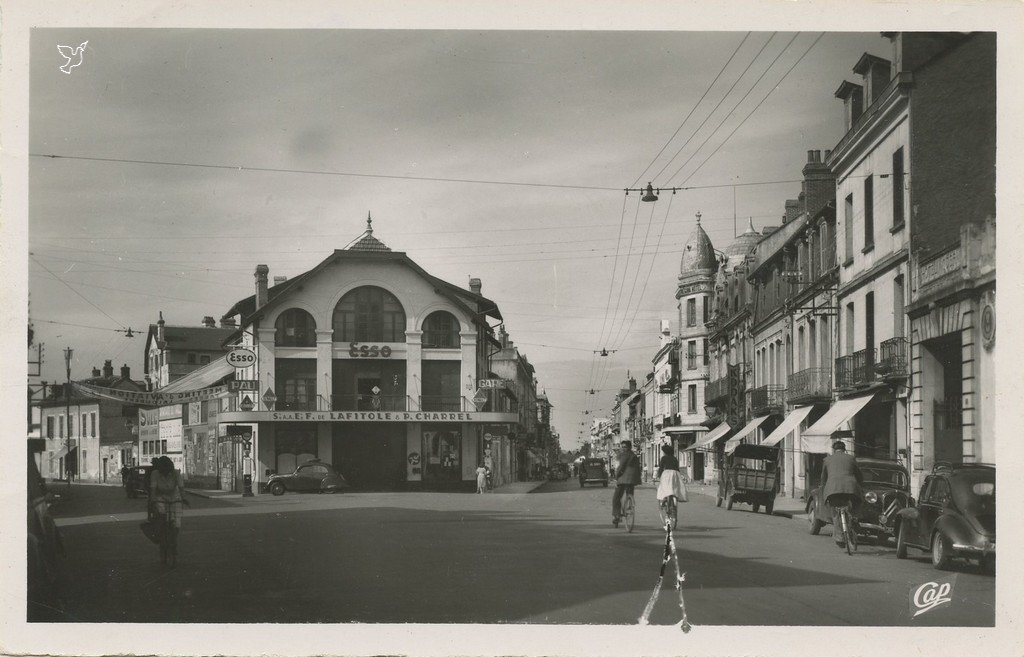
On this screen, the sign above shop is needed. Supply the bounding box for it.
[349,343,393,358]
[225,347,257,369]
[218,410,520,423]
[476,379,509,389]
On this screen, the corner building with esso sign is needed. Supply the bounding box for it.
[215,217,520,492]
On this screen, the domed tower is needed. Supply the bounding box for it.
[674,213,717,466]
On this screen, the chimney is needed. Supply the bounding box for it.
[273,276,288,286]
[157,311,166,346]
[255,264,270,309]
[469,277,482,295]
[629,377,637,392]
[202,316,216,328]
[220,317,237,328]
[92,367,101,377]
[835,81,864,132]
[802,147,837,219]
[103,360,114,378]
[120,364,131,379]
[853,53,892,106]
[784,199,801,224]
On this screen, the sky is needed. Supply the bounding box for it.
[28,28,893,448]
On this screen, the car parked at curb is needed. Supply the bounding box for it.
[806,457,911,543]
[895,463,995,572]
[265,459,349,495]
[125,465,153,499]
[578,458,609,488]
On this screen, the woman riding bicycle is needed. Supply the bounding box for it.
[656,444,688,523]
[149,456,190,562]
[820,439,863,549]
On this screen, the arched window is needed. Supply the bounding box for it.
[275,308,316,347]
[422,311,461,348]
[333,286,406,343]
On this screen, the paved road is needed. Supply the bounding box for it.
[48,480,994,625]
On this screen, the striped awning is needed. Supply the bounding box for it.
[761,405,815,447]
[724,415,770,454]
[802,393,877,453]
[684,422,731,451]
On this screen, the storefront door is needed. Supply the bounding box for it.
[423,424,461,487]
[332,423,406,490]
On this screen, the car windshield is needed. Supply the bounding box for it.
[860,467,908,488]
[951,470,995,514]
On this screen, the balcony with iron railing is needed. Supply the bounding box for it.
[705,376,729,405]
[835,348,876,389]
[787,367,831,404]
[421,330,461,349]
[748,384,786,417]
[274,398,320,411]
[875,337,909,379]
[331,394,409,412]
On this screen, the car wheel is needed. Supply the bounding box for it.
[931,531,952,570]
[716,494,723,508]
[765,500,774,515]
[752,502,761,513]
[579,480,584,488]
[603,482,608,488]
[808,499,824,535]
[269,482,285,496]
[895,521,909,559]
[726,495,734,511]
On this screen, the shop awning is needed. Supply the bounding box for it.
[802,393,877,453]
[160,357,235,393]
[724,415,770,454]
[684,422,730,451]
[49,446,69,459]
[661,426,690,433]
[761,405,815,447]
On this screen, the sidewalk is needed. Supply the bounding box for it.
[685,481,808,522]
[185,487,245,500]
[185,479,548,499]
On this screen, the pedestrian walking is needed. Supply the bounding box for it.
[476,464,488,493]
[642,464,649,484]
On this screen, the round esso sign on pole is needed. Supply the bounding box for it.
[226,347,257,369]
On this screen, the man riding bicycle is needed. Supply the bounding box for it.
[820,438,864,549]
[612,440,640,527]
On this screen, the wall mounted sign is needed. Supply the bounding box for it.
[349,343,393,358]
[226,347,257,369]
[981,296,995,351]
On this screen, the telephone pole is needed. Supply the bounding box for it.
[64,347,73,485]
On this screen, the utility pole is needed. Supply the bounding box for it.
[64,347,73,486]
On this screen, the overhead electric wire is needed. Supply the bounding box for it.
[31,152,620,192]
[29,254,128,330]
[629,31,752,188]
[649,32,779,185]
[605,195,659,350]
[675,33,827,188]
[663,32,801,185]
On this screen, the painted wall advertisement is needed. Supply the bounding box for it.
[139,408,159,450]
[160,417,183,453]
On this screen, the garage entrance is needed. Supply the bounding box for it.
[332,424,406,490]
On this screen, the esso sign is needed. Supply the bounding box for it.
[225,348,257,369]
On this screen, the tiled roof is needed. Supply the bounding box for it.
[344,213,392,252]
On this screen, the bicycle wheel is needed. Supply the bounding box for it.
[846,511,858,553]
[624,494,636,533]
[842,509,854,556]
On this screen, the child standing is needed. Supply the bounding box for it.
[476,464,488,493]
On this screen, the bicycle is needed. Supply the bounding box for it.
[154,500,184,567]
[830,496,858,555]
[613,487,636,532]
[659,495,678,531]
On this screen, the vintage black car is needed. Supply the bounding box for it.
[266,459,349,495]
[125,465,154,499]
[807,457,910,542]
[896,463,995,572]
[28,453,65,620]
[578,458,609,487]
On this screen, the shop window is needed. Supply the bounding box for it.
[422,311,461,348]
[333,286,406,343]
[275,308,317,347]
[423,426,462,484]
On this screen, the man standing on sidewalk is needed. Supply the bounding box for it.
[612,441,641,526]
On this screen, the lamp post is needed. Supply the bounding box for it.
[63,347,73,486]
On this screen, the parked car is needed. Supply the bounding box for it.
[895,463,995,572]
[266,459,349,495]
[125,465,153,499]
[807,457,911,543]
[28,454,66,620]
[578,458,609,487]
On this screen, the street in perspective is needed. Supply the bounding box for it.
[22,24,1001,642]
